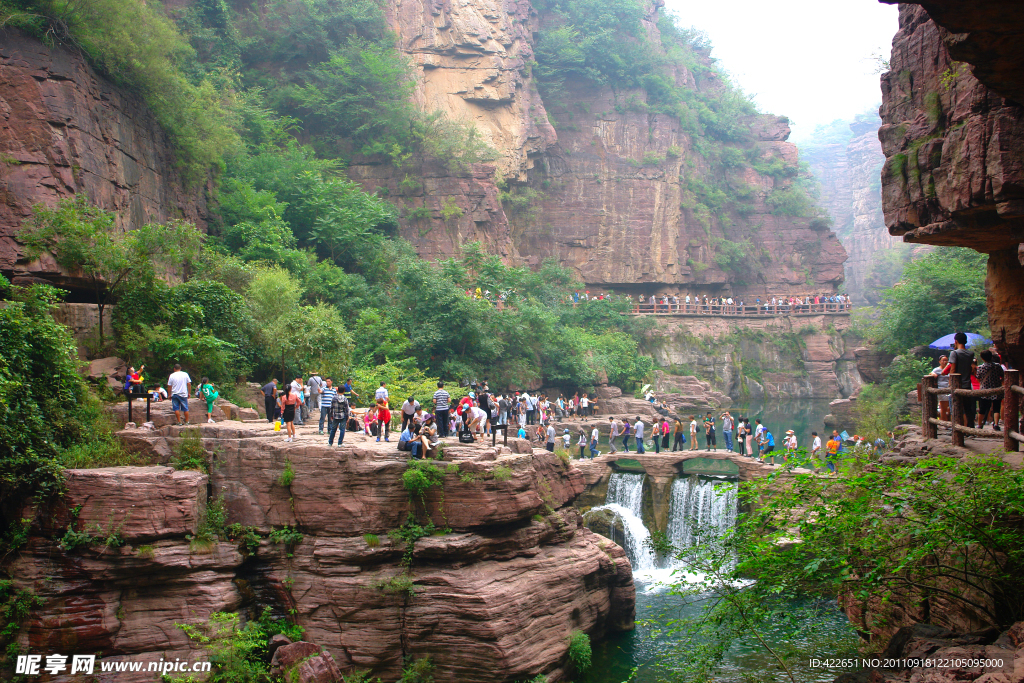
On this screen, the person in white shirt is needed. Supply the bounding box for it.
[589,427,600,458]
[545,424,556,452]
[811,431,822,464]
[608,417,620,453]
[401,397,420,431]
[562,429,571,449]
[689,416,699,451]
[784,430,797,462]
[375,382,389,405]
[634,417,646,454]
[579,395,589,417]
[290,376,305,425]
[167,364,192,425]
[468,405,487,440]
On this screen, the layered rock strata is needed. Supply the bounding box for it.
[646,314,860,399]
[879,2,1024,370]
[0,30,207,288]
[353,0,848,297]
[6,421,634,682]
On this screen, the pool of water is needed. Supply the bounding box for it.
[583,577,859,683]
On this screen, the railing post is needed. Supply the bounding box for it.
[1005,369,1020,452]
[949,373,964,447]
[922,374,937,439]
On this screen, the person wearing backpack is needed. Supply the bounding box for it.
[200,377,219,424]
[942,332,977,429]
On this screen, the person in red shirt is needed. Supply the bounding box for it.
[375,399,392,442]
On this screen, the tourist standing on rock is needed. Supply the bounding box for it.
[784,430,797,462]
[328,390,349,447]
[341,377,359,405]
[942,332,977,428]
[689,416,699,451]
[478,382,492,434]
[562,429,571,450]
[608,417,620,454]
[318,379,337,434]
[721,412,734,452]
[744,419,754,456]
[262,379,278,423]
[375,381,390,407]
[634,417,646,454]
[621,419,632,452]
[375,399,392,442]
[760,428,775,462]
[704,412,716,452]
[307,372,323,413]
[289,376,306,426]
[824,431,840,473]
[545,423,556,452]
[577,428,587,459]
[580,394,589,417]
[522,392,534,425]
[590,425,600,458]
[199,377,218,424]
[811,431,822,465]
[278,384,300,442]
[167,364,192,426]
[433,382,450,438]
[753,419,764,451]
[661,418,670,450]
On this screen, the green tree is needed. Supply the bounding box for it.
[875,247,987,353]
[0,278,92,518]
[277,303,354,378]
[19,197,203,347]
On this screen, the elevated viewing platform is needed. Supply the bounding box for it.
[626,303,853,317]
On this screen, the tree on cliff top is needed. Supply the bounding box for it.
[19,196,204,348]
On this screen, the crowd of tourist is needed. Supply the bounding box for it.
[461,286,851,316]
[126,365,885,473]
[631,292,852,315]
[928,332,1010,431]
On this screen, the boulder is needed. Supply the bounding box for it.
[83,357,127,383]
[271,642,342,683]
[854,347,894,384]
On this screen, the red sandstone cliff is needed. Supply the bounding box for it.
[6,422,634,682]
[0,31,207,288]
[878,1,1024,370]
[352,0,848,297]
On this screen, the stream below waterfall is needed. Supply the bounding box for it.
[581,470,857,682]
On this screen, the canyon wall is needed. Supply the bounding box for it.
[0,31,207,289]
[878,1,1024,370]
[801,115,906,305]
[353,0,848,299]
[645,314,860,400]
[6,422,634,682]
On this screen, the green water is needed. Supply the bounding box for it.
[583,584,859,683]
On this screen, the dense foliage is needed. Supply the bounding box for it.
[873,247,987,355]
[655,452,1024,680]
[0,278,93,511]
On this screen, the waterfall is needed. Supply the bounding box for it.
[666,476,738,552]
[585,473,656,572]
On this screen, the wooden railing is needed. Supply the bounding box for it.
[920,369,1023,452]
[629,302,853,316]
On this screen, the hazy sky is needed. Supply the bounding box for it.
[662,0,900,141]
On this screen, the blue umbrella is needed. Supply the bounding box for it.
[928,333,992,350]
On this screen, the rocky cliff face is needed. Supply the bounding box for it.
[353,0,847,298]
[645,314,860,400]
[878,1,1024,370]
[0,31,207,288]
[6,421,634,682]
[802,116,906,305]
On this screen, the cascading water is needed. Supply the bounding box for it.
[666,476,738,552]
[584,471,738,586]
[585,472,656,573]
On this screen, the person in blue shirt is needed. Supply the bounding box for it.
[517,426,527,439]
[399,425,422,459]
[761,429,775,463]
